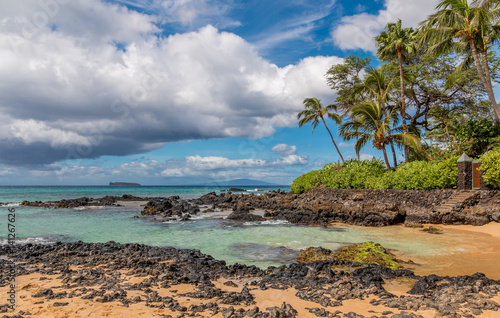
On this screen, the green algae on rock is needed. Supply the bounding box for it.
[296,242,402,270]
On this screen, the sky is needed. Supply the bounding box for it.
[0,0,451,185]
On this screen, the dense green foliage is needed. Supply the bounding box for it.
[291,158,458,193]
[375,156,458,190]
[290,170,322,194]
[421,142,462,161]
[456,119,500,157]
[326,55,372,111]
[480,148,500,188]
[291,159,385,193]
[294,1,500,192]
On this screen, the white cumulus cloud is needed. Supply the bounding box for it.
[0,0,344,166]
[160,153,308,178]
[331,0,440,52]
[271,144,297,156]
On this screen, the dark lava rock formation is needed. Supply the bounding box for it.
[18,194,151,209]
[190,188,500,226]
[13,188,500,227]
[1,242,499,317]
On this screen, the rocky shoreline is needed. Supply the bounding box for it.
[141,188,500,227]
[3,189,500,317]
[1,241,500,317]
[15,194,152,209]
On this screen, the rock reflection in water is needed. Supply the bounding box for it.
[230,242,299,265]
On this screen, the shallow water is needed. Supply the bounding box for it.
[0,186,461,269]
[0,207,456,269]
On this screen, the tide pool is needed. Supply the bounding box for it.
[1,197,452,269]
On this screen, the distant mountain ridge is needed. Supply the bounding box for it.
[196,179,281,187]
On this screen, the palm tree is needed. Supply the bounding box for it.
[419,0,500,122]
[475,0,500,120]
[340,101,424,170]
[298,97,345,164]
[375,19,417,162]
[355,66,400,167]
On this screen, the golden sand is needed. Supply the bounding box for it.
[2,223,500,317]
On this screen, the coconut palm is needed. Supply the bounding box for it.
[375,19,417,162]
[355,66,400,167]
[419,0,500,122]
[298,97,345,164]
[340,101,424,170]
[475,0,500,119]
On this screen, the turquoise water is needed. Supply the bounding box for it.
[0,186,452,268]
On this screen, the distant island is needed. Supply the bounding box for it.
[109,182,141,186]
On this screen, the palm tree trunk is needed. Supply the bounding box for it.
[321,116,345,164]
[468,38,500,123]
[481,50,500,122]
[355,138,360,160]
[382,147,391,170]
[389,140,397,169]
[386,127,397,168]
[398,50,409,162]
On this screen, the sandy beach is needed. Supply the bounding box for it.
[403,222,500,280]
[2,272,444,318]
[331,222,500,280]
[2,222,500,317]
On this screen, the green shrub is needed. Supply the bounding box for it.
[291,159,386,193]
[291,157,459,192]
[290,170,322,193]
[480,148,500,188]
[318,163,385,189]
[377,156,458,190]
[323,158,386,171]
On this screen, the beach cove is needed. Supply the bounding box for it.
[1,186,500,317]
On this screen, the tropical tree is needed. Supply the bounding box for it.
[419,0,500,122]
[340,101,424,170]
[355,66,400,167]
[375,19,417,162]
[425,99,493,143]
[393,49,495,132]
[298,97,345,163]
[474,0,500,118]
[326,54,373,111]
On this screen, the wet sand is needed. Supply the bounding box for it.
[326,222,500,280]
[395,222,500,280]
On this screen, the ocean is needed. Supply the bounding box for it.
[1,185,451,268]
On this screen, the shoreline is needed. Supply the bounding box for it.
[11,188,500,227]
[2,189,500,316]
[328,222,500,280]
[1,241,500,318]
